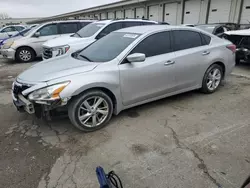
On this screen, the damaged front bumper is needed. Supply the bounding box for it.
[12,81,70,118]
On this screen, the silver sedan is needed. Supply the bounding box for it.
[13,25,235,132]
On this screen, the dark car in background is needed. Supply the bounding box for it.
[195,23,238,38]
[223,29,250,64]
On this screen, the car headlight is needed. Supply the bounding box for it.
[52,45,70,56]
[2,41,14,49]
[28,81,70,101]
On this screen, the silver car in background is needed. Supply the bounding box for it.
[12,25,235,132]
[0,20,93,62]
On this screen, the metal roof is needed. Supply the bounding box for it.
[27,0,151,24]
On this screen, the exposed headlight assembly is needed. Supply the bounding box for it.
[28,81,70,101]
[52,45,70,56]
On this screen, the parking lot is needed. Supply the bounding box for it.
[0,56,250,188]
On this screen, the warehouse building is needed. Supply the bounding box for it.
[27,0,250,25]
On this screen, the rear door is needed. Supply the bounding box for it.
[119,31,177,106]
[172,30,211,89]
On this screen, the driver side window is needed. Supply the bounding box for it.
[37,24,58,36]
[130,31,172,57]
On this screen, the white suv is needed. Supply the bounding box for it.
[42,19,157,60]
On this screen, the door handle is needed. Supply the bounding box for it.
[202,51,210,56]
[164,60,175,66]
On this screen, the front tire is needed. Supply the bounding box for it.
[16,47,35,62]
[68,90,113,132]
[201,64,223,94]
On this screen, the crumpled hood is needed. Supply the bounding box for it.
[43,35,94,48]
[18,55,98,82]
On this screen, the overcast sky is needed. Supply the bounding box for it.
[0,0,120,18]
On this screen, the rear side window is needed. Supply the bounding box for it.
[142,22,156,25]
[201,33,211,45]
[123,21,142,27]
[131,31,171,57]
[173,30,202,51]
[59,22,79,34]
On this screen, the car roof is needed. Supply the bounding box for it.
[95,19,157,25]
[115,25,202,34]
[44,20,95,25]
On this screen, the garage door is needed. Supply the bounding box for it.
[148,5,160,21]
[116,10,124,19]
[164,3,178,25]
[240,0,250,24]
[125,9,134,18]
[136,7,144,19]
[100,13,107,20]
[183,0,202,24]
[208,0,232,23]
[108,12,115,19]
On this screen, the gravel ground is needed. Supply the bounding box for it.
[0,57,250,188]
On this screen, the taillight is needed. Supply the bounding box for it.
[226,44,236,53]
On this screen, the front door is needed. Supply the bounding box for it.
[31,23,60,56]
[119,31,177,106]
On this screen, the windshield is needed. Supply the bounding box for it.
[76,32,140,62]
[73,23,105,38]
[196,25,215,33]
[23,25,40,37]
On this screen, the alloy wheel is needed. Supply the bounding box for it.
[77,96,109,128]
[206,68,222,91]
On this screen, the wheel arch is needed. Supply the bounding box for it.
[71,86,119,114]
[210,61,226,78]
[15,46,37,59]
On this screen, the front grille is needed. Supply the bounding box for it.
[43,47,52,59]
[13,82,30,99]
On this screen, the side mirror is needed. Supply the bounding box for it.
[34,32,40,37]
[127,53,146,63]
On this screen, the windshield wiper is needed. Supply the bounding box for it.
[79,55,92,62]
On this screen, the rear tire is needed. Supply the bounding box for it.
[16,47,35,63]
[68,90,113,132]
[201,64,223,94]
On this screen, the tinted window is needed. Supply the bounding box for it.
[76,32,140,62]
[38,24,58,36]
[123,22,142,27]
[201,33,211,45]
[75,23,105,38]
[131,31,171,57]
[15,26,25,31]
[98,22,123,37]
[142,22,156,25]
[2,27,15,32]
[241,37,250,46]
[59,23,78,34]
[173,30,202,51]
